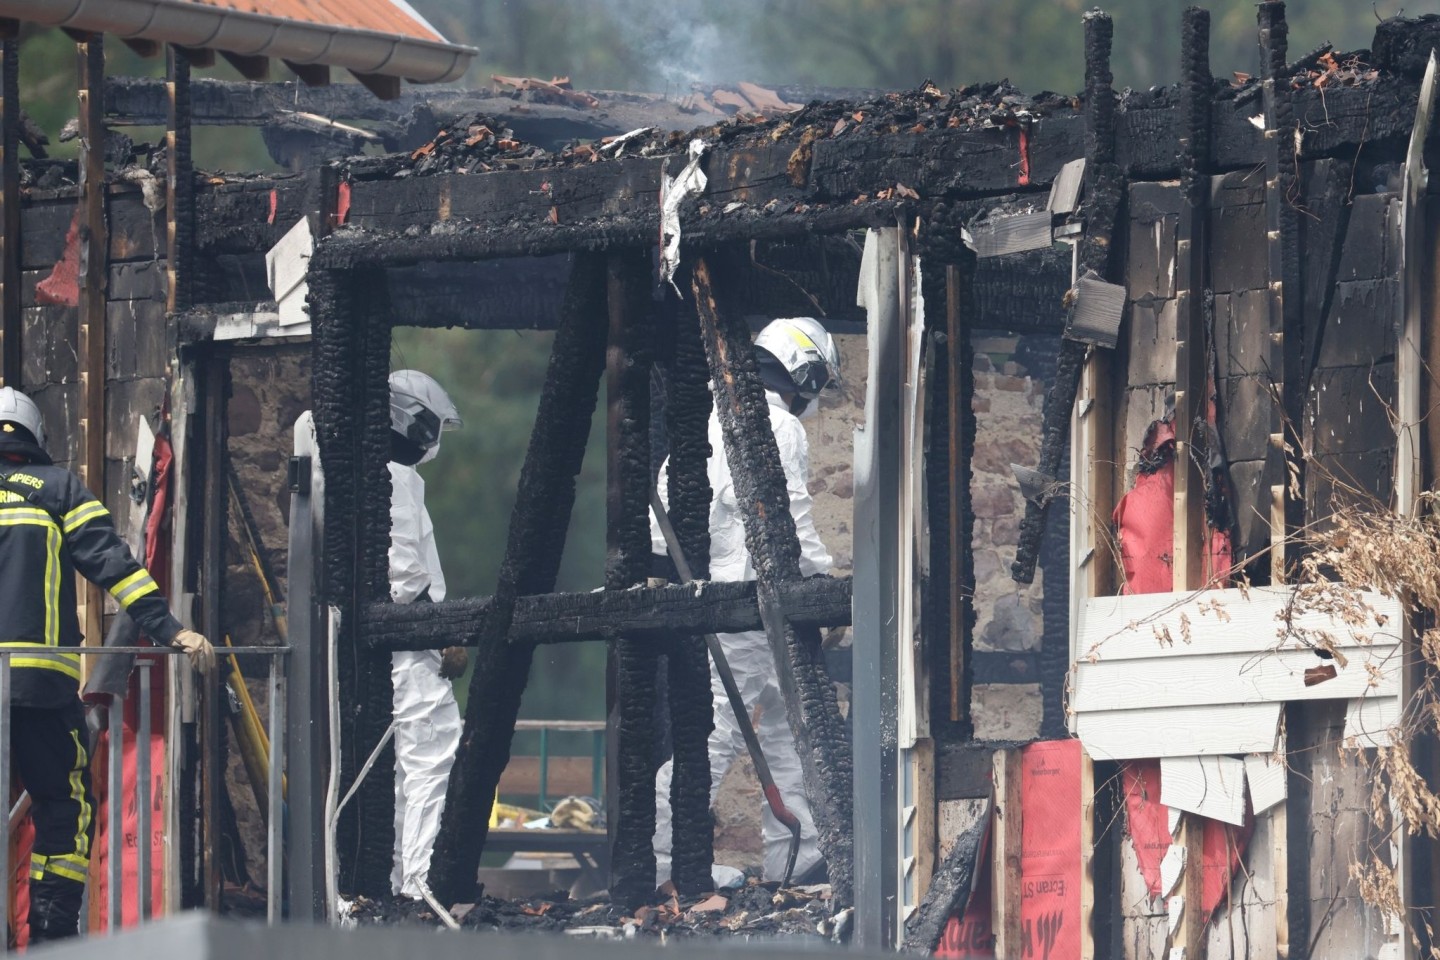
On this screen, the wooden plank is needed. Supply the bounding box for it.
[1272,801,1289,960]
[1076,701,1282,760]
[911,738,937,922]
[1160,755,1247,825]
[990,748,1022,960]
[496,756,599,799]
[1078,747,1096,960]
[946,264,967,724]
[1071,645,1400,712]
[76,34,106,658]
[1177,813,1205,959]
[1077,588,1403,662]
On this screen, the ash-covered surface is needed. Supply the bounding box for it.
[344,881,845,942]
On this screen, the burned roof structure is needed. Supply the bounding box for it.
[4,2,1440,958]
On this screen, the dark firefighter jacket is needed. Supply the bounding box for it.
[0,436,182,708]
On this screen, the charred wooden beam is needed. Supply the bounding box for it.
[166,45,194,311]
[900,800,989,954]
[309,200,911,271]
[0,37,19,385]
[1259,0,1305,582]
[313,263,395,895]
[1173,6,1213,592]
[662,282,718,896]
[605,248,659,905]
[428,253,609,906]
[1013,10,1125,583]
[692,255,854,908]
[362,576,853,650]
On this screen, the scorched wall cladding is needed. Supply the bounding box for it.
[21,185,170,551]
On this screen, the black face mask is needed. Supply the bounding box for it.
[390,430,428,467]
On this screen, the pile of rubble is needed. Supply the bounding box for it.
[386,79,1076,180]
[344,880,846,943]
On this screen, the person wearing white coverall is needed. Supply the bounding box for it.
[650,317,840,889]
[387,369,466,899]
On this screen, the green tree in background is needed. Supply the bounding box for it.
[392,326,609,726]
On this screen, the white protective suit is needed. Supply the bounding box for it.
[389,450,462,899]
[651,389,832,886]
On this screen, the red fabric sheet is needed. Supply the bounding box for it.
[938,740,1083,959]
[34,210,80,308]
[1121,760,1252,917]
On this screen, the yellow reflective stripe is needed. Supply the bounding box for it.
[61,500,108,533]
[114,574,159,610]
[6,655,81,680]
[29,854,88,884]
[45,523,58,646]
[0,508,57,527]
[69,730,92,859]
[110,569,151,597]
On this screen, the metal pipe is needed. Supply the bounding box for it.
[107,694,124,931]
[137,662,152,923]
[1,654,11,948]
[267,655,285,925]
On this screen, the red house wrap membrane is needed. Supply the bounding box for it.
[1121,760,1251,917]
[34,209,81,308]
[937,739,1084,959]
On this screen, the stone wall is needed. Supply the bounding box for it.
[970,340,1049,741]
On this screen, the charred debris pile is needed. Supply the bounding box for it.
[346,881,846,942]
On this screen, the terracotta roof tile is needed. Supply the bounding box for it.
[185,0,444,43]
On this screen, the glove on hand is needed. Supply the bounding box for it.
[440,646,469,680]
[172,628,216,675]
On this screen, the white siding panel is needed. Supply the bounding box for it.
[1072,645,1399,712]
[1077,702,1283,760]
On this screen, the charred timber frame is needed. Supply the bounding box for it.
[660,295,718,896]
[312,263,394,896]
[1012,11,1124,584]
[1258,0,1305,585]
[691,256,855,907]
[166,45,193,312]
[76,33,107,658]
[426,254,609,905]
[361,577,853,650]
[0,30,18,385]
[605,248,660,904]
[1169,11,1212,955]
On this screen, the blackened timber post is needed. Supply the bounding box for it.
[691,255,855,908]
[1258,0,1304,583]
[944,260,976,736]
[0,31,18,386]
[606,248,659,904]
[165,45,193,312]
[663,292,716,896]
[427,253,609,906]
[1012,9,1123,584]
[1173,6,1211,594]
[76,33,107,658]
[1170,11,1214,957]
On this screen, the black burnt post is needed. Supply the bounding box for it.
[1013,9,1124,583]
[311,263,396,895]
[662,294,717,896]
[1259,0,1305,579]
[605,248,661,905]
[691,255,855,908]
[427,253,610,905]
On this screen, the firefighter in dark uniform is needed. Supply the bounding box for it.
[0,387,213,943]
